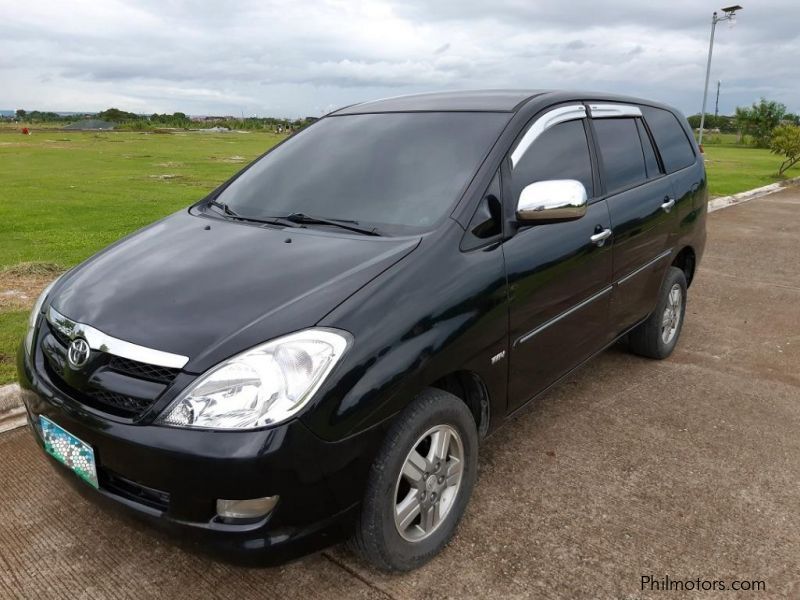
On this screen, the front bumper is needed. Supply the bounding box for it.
[17,345,386,565]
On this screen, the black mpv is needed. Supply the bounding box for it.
[18,90,706,571]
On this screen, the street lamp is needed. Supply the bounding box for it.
[698,5,742,148]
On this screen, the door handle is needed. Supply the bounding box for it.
[590,228,612,246]
[661,197,676,212]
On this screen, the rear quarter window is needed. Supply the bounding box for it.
[592,118,647,193]
[641,107,696,173]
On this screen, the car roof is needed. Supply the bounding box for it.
[330,90,550,114]
[330,89,681,117]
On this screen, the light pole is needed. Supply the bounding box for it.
[698,5,742,147]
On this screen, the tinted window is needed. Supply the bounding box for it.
[642,106,695,173]
[593,118,647,193]
[637,119,661,178]
[512,119,593,198]
[217,112,510,232]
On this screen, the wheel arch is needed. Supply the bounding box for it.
[672,245,697,287]
[429,370,491,439]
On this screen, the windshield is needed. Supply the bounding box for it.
[214,112,510,233]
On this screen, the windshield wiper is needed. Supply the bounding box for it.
[208,200,301,227]
[209,199,243,218]
[207,202,379,235]
[285,213,381,236]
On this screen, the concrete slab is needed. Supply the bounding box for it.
[2,189,799,599]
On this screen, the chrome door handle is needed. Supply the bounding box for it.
[661,197,676,212]
[590,228,612,246]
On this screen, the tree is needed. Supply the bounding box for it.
[783,113,800,126]
[734,98,787,147]
[15,109,26,120]
[770,124,800,176]
[97,107,141,122]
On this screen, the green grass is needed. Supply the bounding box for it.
[0,129,283,384]
[699,133,800,197]
[0,311,28,383]
[0,130,283,268]
[0,127,797,385]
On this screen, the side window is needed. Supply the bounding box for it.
[593,118,647,193]
[636,119,661,179]
[641,106,695,173]
[512,119,593,200]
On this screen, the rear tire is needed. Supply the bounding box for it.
[628,266,687,359]
[350,388,478,572]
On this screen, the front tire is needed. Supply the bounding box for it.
[628,266,687,359]
[350,388,478,572]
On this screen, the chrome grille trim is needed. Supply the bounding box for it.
[46,306,189,369]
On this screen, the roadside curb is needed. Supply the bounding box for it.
[0,383,21,413]
[708,175,800,213]
[0,384,26,434]
[0,406,26,434]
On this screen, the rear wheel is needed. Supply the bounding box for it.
[628,266,687,359]
[350,388,478,572]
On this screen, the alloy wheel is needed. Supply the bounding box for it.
[661,283,683,344]
[393,424,464,542]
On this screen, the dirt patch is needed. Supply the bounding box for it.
[154,161,184,168]
[209,155,247,163]
[148,174,182,181]
[0,263,64,311]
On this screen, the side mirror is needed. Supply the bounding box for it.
[516,179,588,223]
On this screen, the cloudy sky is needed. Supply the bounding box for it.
[1,0,797,118]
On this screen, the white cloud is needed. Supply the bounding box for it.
[0,0,797,117]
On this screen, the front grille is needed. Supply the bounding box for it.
[107,356,179,384]
[85,389,154,415]
[39,321,179,419]
[50,324,71,348]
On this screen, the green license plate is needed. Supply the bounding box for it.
[39,416,99,489]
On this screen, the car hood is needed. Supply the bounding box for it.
[52,211,420,372]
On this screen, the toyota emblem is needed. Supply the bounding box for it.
[67,338,91,369]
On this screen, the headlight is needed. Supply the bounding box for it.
[24,277,61,357]
[159,328,351,430]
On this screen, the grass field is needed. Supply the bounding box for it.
[0,127,798,384]
[0,129,283,382]
[699,133,800,196]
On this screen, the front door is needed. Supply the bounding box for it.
[503,107,614,413]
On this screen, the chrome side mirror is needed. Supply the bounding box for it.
[516,179,588,223]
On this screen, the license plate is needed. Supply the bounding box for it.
[39,416,99,489]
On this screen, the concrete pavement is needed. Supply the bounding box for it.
[1,189,798,599]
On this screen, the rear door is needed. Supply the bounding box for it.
[589,104,677,336]
[503,105,614,412]
[640,105,706,227]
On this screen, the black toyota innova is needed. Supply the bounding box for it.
[18,90,706,571]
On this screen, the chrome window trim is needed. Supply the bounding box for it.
[589,104,642,119]
[510,104,587,169]
[514,285,613,347]
[46,306,189,369]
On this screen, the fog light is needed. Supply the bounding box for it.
[216,496,279,521]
